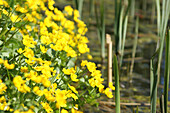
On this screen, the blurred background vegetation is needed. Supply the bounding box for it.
[50,0,169,112]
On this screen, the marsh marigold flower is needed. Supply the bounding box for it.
[4,60,15,69]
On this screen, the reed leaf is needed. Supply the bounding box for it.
[114,55,120,113]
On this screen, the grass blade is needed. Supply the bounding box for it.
[114,55,120,113]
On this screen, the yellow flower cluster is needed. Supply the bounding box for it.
[0,96,13,111]
[0,79,7,94]
[63,67,79,82]
[33,84,78,109]
[0,58,15,69]
[16,0,89,59]
[0,80,12,111]
[41,102,53,113]
[0,0,115,112]
[13,76,31,93]
[81,60,115,98]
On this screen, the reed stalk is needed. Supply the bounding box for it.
[95,0,105,73]
[89,0,94,18]
[160,95,165,113]
[74,0,84,19]
[130,0,135,21]
[136,106,138,113]
[114,0,122,55]
[106,34,113,88]
[114,0,131,66]
[114,55,120,113]
[150,56,158,113]
[150,0,170,113]
[163,30,170,113]
[130,17,139,75]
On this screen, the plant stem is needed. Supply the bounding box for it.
[163,30,170,113]
[114,55,120,113]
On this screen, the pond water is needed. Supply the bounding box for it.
[55,0,170,112]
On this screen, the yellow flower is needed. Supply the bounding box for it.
[21,66,28,73]
[40,45,47,53]
[26,25,32,31]
[25,58,35,65]
[55,89,67,108]
[41,102,53,113]
[71,74,79,82]
[71,108,83,113]
[56,74,60,79]
[0,58,4,64]
[109,82,115,90]
[70,93,78,100]
[74,9,80,17]
[23,84,31,92]
[63,68,76,75]
[104,88,113,98]
[87,54,93,60]
[48,0,55,10]
[68,84,78,94]
[33,86,39,93]
[78,27,88,35]
[56,99,67,108]
[34,76,42,83]
[17,48,24,54]
[14,110,20,113]
[81,60,88,67]
[89,78,95,87]
[61,109,68,113]
[23,48,34,58]
[10,14,21,22]
[91,70,102,77]
[4,60,15,69]
[64,5,73,16]
[0,82,7,94]
[78,43,89,54]
[98,84,104,93]
[86,62,96,72]
[13,76,30,93]
[11,27,16,31]
[42,78,51,87]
